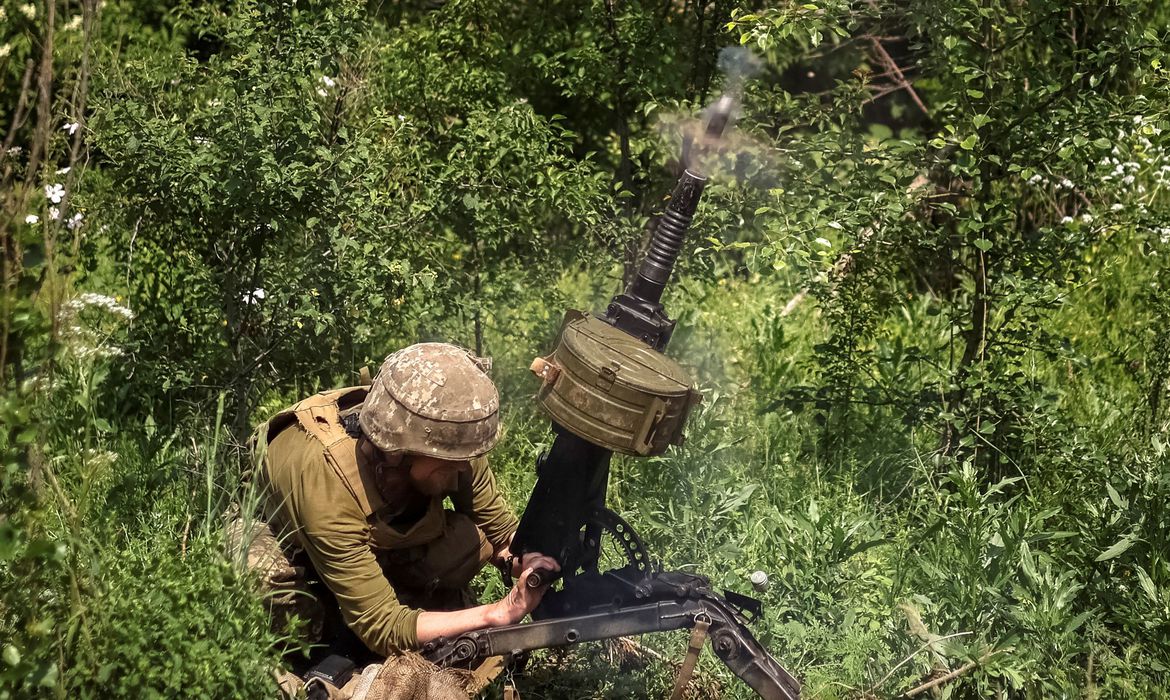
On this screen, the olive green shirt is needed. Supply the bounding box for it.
[261,425,518,654]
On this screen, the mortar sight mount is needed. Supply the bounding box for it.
[423,94,801,700]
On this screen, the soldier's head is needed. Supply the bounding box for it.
[358,343,499,495]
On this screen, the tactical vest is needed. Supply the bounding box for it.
[256,387,446,551]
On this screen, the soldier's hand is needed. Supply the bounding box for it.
[510,551,557,579]
[494,554,559,625]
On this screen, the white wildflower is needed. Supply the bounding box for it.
[1123,175,1135,185]
[25,214,39,224]
[398,115,407,122]
[1059,178,1074,190]
[1161,228,1170,245]
[55,292,135,362]
[1060,216,1074,225]
[49,207,60,220]
[5,146,21,156]
[56,166,71,175]
[67,292,135,320]
[320,75,336,88]
[67,212,83,230]
[0,44,10,59]
[62,122,79,136]
[81,449,119,467]
[64,15,81,31]
[193,136,210,146]
[242,288,266,305]
[1134,115,1144,125]
[0,8,6,21]
[19,3,35,19]
[1027,173,1044,185]
[44,183,65,203]
[1111,203,1125,212]
[1081,214,1094,224]
[316,88,328,97]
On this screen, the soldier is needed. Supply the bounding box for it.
[240,343,558,668]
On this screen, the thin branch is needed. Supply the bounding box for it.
[901,650,998,698]
[865,37,929,115]
[867,632,974,695]
[860,2,929,116]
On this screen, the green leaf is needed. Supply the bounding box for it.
[1105,482,1126,509]
[1135,567,1159,602]
[2,644,19,668]
[1095,534,1137,562]
[1063,610,1093,635]
[973,238,992,252]
[960,134,978,150]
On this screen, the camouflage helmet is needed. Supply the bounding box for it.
[359,343,499,459]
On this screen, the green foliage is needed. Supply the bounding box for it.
[90,0,422,428]
[4,0,1170,697]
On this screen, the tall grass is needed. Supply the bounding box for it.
[0,359,280,698]
[6,228,1169,698]
[483,250,1170,698]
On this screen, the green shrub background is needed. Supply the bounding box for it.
[3,0,1170,697]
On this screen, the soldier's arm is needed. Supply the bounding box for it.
[451,455,518,552]
[288,442,424,655]
[416,554,559,644]
[296,463,558,649]
[285,438,548,653]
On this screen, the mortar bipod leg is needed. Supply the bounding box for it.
[700,601,802,700]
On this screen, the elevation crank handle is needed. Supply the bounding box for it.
[525,566,562,590]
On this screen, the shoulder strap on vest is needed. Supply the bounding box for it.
[259,386,367,439]
[258,386,385,516]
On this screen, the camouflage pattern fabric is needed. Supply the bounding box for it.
[226,515,326,644]
[228,509,491,644]
[359,343,499,460]
[229,513,492,699]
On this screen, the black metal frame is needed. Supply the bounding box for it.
[472,93,802,699]
[422,558,800,700]
[426,507,801,699]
